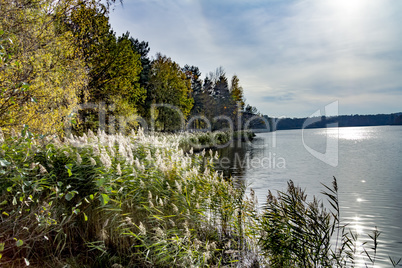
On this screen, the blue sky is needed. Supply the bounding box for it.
[109,0,402,117]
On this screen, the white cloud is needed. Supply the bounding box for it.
[109,0,402,117]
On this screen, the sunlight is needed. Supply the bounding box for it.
[352,216,364,234]
[326,0,368,16]
[338,127,372,141]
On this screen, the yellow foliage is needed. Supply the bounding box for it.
[0,0,88,136]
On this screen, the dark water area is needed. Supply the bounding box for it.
[216,126,402,267]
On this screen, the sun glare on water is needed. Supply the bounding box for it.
[338,127,373,141]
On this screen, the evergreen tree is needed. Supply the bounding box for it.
[67,3,145,132]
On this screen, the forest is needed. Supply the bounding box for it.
[0,0,261,137]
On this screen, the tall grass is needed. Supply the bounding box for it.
[0,128,259,267]
[259,177,401,267]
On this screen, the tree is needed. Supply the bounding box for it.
[67,3,145,132]
[129,37,151,87]
[184,65,205,128]
[0,0,88,135]
[146,53,193,131]
[230,75,245,110]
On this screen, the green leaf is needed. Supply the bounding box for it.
[16,239,23,247]
[99,194,110,206]
[89,194,94,200]
[65,164,73,177]
[83,212,88,221]
[65,192,75,201]
[0,242,4,251]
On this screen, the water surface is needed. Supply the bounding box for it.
[217,126,402,267]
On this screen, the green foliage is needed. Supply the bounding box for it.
[147,54,194,131]
[260,181,334,267]
[67,3,145,134]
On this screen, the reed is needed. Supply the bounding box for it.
[0,128,258,267]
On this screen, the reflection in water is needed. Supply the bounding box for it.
[325,126,376,141]
[215,137,265,179]
[213,126,402,267]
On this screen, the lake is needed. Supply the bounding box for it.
[217,125,402,267]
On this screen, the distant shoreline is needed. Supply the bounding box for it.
[250,112,402,132]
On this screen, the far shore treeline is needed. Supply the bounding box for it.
[252,113,402,131]
[0,0,263,137]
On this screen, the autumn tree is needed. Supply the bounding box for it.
[0,0,88,135]
[230,75,245,110]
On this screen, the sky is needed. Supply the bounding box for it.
[108,0,402,118]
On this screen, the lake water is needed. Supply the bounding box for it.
[217,125,402,267]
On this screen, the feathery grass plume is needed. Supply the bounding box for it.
[175,180,182,194]
[155,227,165,238]
[138,222,146,236]
[100,148,112,169]
[139,179,145,188]
[88,129,95,139]
[76,153,82,165]
[172,203,179,214]
[38,164,48,174]
[92,144,100,156]
[158,197,164,207]
[116,163,122,176]
[30,162,36,170]
[90,157,97,166]
[118,141,127,159]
